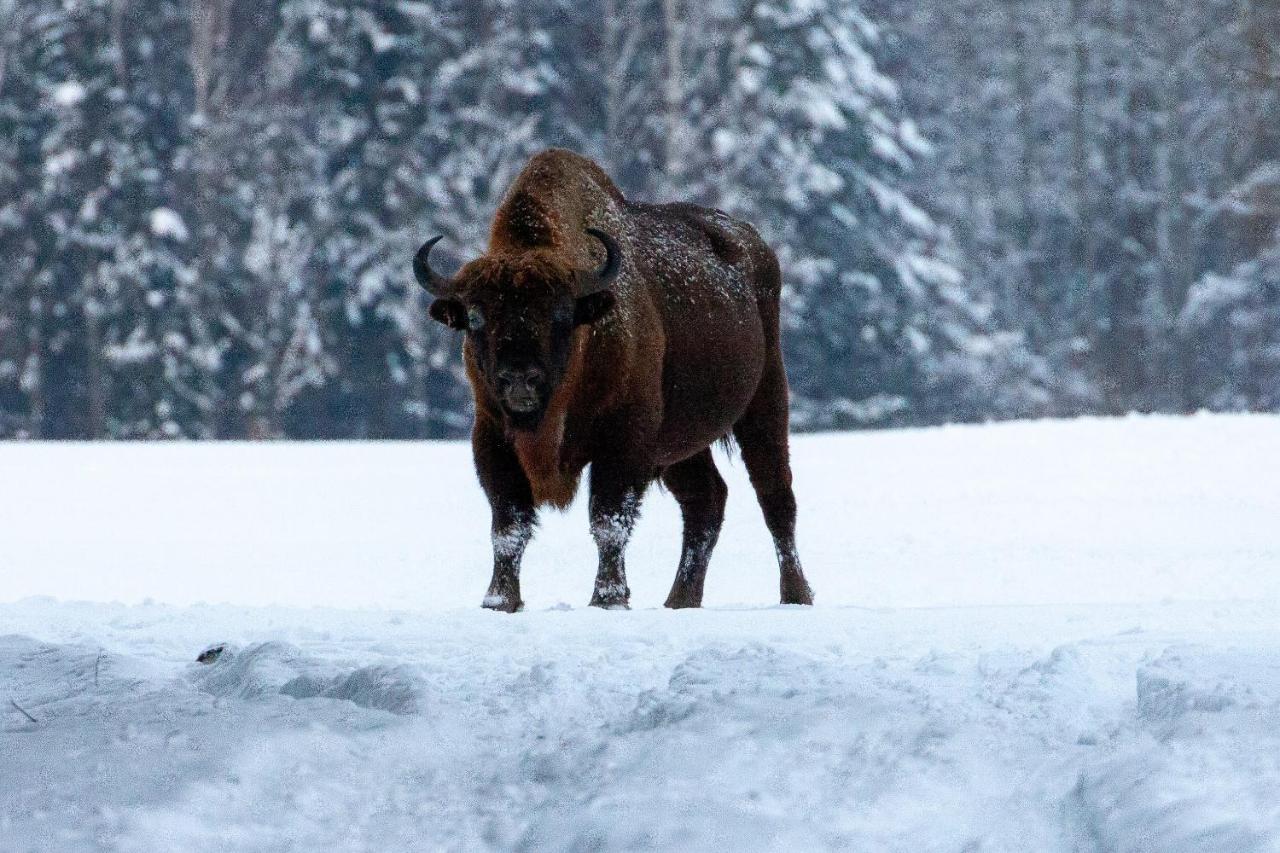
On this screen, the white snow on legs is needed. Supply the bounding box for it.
[590,490,640,552]
[492,523,531,565]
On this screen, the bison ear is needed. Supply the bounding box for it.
[429,298,468,331]
[574,290,616,326]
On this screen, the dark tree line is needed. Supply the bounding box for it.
[1,0,1276,440]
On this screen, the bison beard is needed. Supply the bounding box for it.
[415,148,814,611]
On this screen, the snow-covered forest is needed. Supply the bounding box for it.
[1,0,1277,439]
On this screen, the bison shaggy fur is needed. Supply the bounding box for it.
[416,149,813,611]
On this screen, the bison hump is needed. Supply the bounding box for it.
[490,190,558,249]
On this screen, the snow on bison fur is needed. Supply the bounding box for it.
[415,149,813,611]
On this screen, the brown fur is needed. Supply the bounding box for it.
[425,148,813,611]
[508,328,589,508]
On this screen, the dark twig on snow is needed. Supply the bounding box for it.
[95,650,103,687]
[196,644,226,664]
[9,699,37,724]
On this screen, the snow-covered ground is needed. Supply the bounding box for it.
[2,414,1279,851]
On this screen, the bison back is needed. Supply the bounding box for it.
[623,202,779,464]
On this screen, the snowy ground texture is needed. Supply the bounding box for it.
[2,413,1279,852]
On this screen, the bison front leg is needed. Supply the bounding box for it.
[474,418,536,613]
[483,504,535,612]
[587,460,648,609]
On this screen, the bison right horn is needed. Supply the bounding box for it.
[582,228,622,294]
[413,235,455,296]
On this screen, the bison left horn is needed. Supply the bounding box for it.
[413,235,455,296]
[582,228,622,294]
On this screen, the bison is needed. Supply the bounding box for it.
[415,149,813,611]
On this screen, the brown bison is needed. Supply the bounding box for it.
[415,149,813,611]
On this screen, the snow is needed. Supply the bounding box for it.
[50,81,86,108]
[1179,272,1250,327]
[147,208,189,243]
[3,414,1280,850]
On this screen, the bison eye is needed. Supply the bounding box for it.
[467,307,485,332]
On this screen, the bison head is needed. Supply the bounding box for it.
[416,229,621,430]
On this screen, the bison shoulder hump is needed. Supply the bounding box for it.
[492,190,556,248]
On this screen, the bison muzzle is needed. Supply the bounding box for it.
[416,149,814,611]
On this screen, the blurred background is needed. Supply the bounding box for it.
[0,0,1276,440]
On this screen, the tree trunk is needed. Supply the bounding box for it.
[1005,0,1042,341]
[0,1,12,100]
[85,303,106,439]
[1069,0,1095,296]
[662,0,685,195]
[25,325,44,440]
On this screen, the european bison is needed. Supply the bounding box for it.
[416,149,813,611]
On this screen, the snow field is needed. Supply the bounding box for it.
[2,414,1280,851]
[1,413,1276,611]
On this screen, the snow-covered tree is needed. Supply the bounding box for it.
[1180,236,1280,410]
[10,0,1278,438]
[609,0,1027,426]
[875,0,1280,417]
[0,0,204,438]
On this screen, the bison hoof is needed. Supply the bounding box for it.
[482,594,523,613]
[589,589,630,610]
[773,571,814,604]
[663,591,703,609]
[780,578,814,606]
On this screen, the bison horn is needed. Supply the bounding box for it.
[413,235,455,296]
[582,228,622,294]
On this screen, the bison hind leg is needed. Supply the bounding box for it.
[662,448,728,609]
[733,355,814,606]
